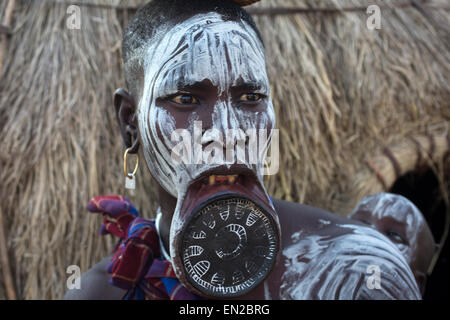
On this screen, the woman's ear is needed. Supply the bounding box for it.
[114,88,139,153]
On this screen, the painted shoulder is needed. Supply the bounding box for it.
[272,198,356,241]
[272,199,422,300]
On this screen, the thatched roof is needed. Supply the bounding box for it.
[0,0,448,299]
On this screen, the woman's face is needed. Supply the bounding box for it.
[136,12,275,199]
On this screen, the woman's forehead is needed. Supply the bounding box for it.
[160,12,263,50]
[144,12,268,95]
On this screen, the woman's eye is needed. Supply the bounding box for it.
[239,93,263,102]
[170,94,199,105]
[386,231,405,243]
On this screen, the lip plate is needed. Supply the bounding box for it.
[177,192,280,299]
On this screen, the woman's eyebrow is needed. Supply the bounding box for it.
[160,78,218,95]
[179,80,216,91]
[231,80,267,92]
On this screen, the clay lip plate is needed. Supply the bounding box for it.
[178,193,280,299]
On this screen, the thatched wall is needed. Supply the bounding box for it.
[0,0,448,299]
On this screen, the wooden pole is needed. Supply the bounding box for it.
[0,0,16,77]
[0,206,16,300]
[0,0,18,300]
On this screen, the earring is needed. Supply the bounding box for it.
[124,147,139,190]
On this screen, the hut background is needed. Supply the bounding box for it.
[0,0,448,299]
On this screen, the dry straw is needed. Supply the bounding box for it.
[0,0,448,299]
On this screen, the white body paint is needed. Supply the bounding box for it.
[135,13,275,277]
[318,219,331,225]
[280,223,421,299]
[349,193,426,265]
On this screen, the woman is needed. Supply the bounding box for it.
[65,0,420,300]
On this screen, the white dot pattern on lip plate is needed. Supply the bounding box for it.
[181,197,278,298]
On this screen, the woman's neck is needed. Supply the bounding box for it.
[157,185,177,259]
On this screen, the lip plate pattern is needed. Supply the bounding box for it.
[180,195,279,298]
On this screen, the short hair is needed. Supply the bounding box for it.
[122,0,263,97]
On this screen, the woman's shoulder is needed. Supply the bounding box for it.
[272,198,357,238]
[272,198,421,299]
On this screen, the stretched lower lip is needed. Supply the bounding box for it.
[178,172,271,220]
[170,170,281,298]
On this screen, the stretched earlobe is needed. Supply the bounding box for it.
[114,88,140,153]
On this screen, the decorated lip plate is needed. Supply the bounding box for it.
[178,193,280,298]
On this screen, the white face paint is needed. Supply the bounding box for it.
[136,13,275,271]
[349,193,426,265]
